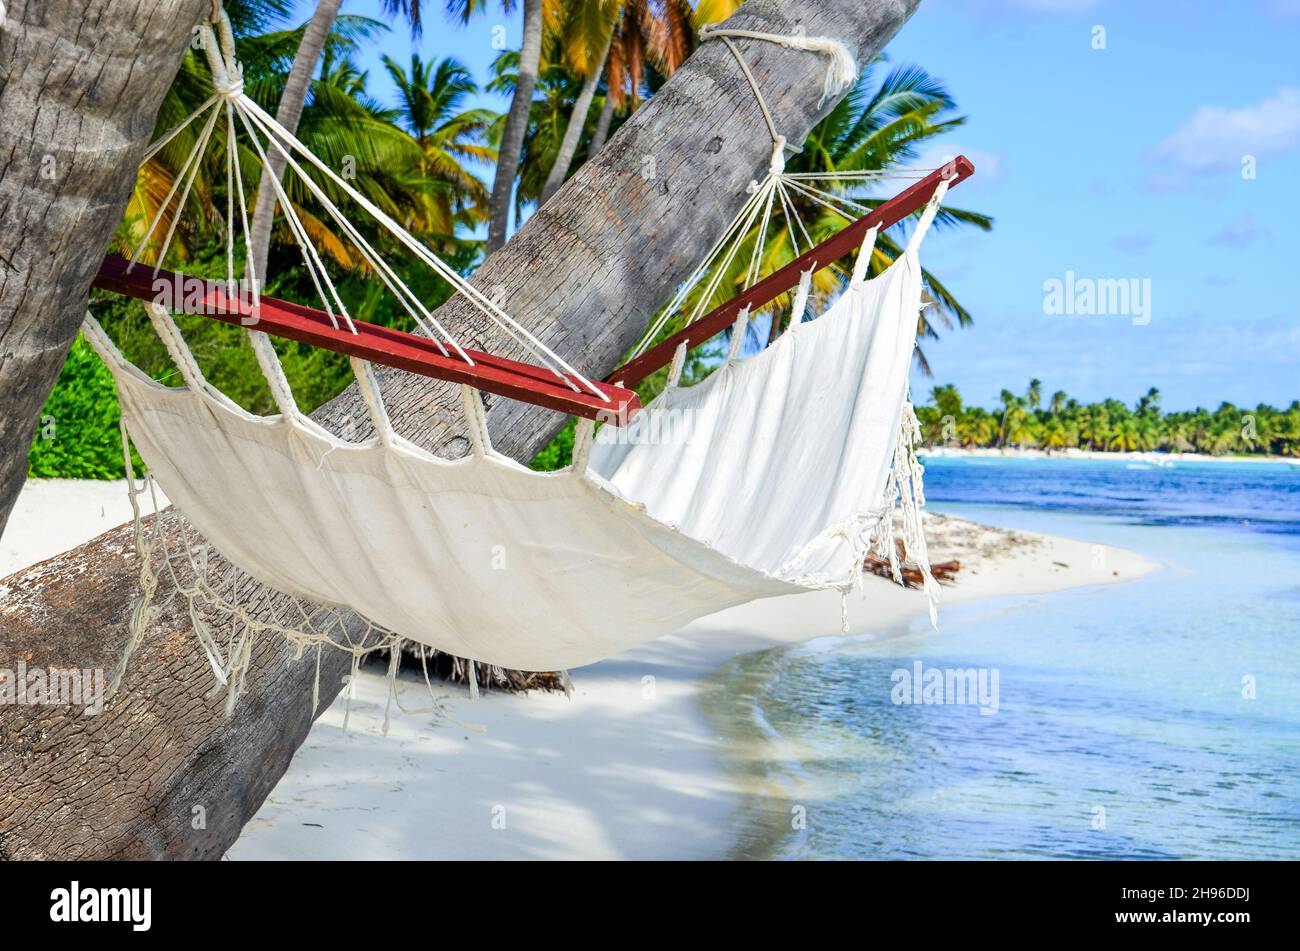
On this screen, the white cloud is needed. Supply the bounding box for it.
[1206,214,1272,248]
[1148,87,1300,175]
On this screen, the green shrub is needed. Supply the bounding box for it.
[27,335,142,479]
[529,418,576,471]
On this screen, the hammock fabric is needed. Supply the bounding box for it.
[82,8,966,688]
[86,230,933,671]
[590,249,930,592]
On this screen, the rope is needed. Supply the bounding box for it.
[785,268,814,335]
[459,385,493,457]
[240,97,605,398]
[352,358,394,445]
[624,22,939,364]
[713,34,783,148]
[699,22,858,108]
[665,341,689,389]
[851,224,880,286]
[127,2,610,408]
[571,418,596,472]
[247,330,302,419]
[144,303,207,391]
[630,175,772,358]
[725,306,751,364]
[905,177,951,255]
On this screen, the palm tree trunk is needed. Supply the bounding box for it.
[0,0,212,541]
[767,306,787,345]
[487,0,544,251]
[247,0,342,280]
[589,89,618,154]
[1,0,924,859]
[539,30,615,207]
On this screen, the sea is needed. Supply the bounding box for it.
[711,455,1300,859]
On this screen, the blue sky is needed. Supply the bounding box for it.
[306,0,1298,411]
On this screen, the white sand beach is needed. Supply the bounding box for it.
[920,446,1299,466]
[2,480,1154,860]
[0,479,168,578]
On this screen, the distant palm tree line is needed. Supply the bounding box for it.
[916,381,1300,458]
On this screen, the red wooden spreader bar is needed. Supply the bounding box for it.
[92,255,640,424]
[606,156,975,387]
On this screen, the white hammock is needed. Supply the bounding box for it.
[84,9,950,681]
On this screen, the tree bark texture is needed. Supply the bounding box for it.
[0,0,213,539]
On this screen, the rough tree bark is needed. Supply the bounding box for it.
[0,0,923,859]
[0,0,213,539]
[486,0,544,252]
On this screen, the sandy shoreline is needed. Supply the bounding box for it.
[920,445,1298,465]
[0,479,167,578]
[1,480,1155,860]
[229,516,1155,860]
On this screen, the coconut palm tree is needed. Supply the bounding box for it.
[109,13,473,417]
[122,11,402,268]
[1136,386,1161,418]
[1041,417,1069,452]
[248,0,345,278]
[929,383,963,421]
[437,0,549,251]
[961,412,996,448]
[1077,406,1109,451]
[540,0,694,204]
[487,51,582,217]
[919,384,1299,456]
[381,54,497,236]
[1108,418,1145,452]
[1026,377,1042,412]
[538,0,617,205]
[997,389,1023,448]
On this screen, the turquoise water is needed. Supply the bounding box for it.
[716,456,1300,859]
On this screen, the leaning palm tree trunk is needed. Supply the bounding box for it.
[0,0,923,859]
[0,0,212,541]
[539,29,615,206]
[487,0,545,251]
[247,0,343,279]
[589,87,617,153]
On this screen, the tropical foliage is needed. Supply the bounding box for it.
[34,0,996,476]
[102,7,489,419]
[915,381,1300,458]
[27,338,144,479]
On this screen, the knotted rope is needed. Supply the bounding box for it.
[629,24,936,360]
[699,23,858,110]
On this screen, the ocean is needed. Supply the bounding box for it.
[711,455,1300,859]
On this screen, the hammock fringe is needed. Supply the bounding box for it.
[107,423,478,724]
